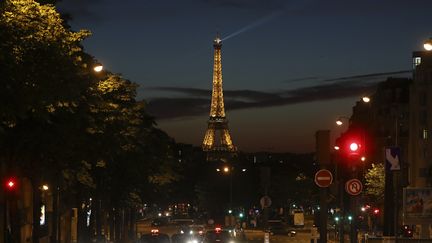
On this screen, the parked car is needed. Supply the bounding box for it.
[203,228,234,243]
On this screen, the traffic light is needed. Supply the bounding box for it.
[5,178,17,191]
[335,129,366,159]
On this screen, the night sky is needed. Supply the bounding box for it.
[58,0,431,153]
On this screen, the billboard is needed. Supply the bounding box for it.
[404,188,432,218]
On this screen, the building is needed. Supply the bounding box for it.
[409,50,432,187]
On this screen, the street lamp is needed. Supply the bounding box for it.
[336,116,350,126]
[362,96,370,103]
[93,64,103,72]
[424,38,432,51]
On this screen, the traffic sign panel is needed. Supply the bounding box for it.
[345,179,362,195]
[314,169,333,187]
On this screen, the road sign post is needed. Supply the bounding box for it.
[345,179,362,196]
[315,169,333,188]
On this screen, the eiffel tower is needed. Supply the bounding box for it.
[202,35,237,159]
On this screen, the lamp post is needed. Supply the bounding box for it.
[216,165,247,214]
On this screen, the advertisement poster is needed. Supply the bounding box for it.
[404,188,432,218]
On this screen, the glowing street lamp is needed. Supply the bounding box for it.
[93,64,103,72]
[42,184,49,191]
[424,38,432,51]
[223,166,230,173]
[336,116,349,126]
[362,96,370,103]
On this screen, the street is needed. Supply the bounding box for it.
[136,219,339,243]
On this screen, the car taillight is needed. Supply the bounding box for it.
[151,229,159,235]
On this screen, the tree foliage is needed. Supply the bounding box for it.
[0,0,178,210]
[364,163,385,201]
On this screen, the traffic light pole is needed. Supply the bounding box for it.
[339,178,345,243]
[349,164,359,243]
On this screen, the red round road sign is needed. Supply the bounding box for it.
[345,179,363,196]
[314,169,333,187]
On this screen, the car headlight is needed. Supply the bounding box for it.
[187,240,198,243]
[229,241,235,243]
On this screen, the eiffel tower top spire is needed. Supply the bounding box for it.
[202,35,236,155]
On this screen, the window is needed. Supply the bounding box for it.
[423,129,428,140]
[413,57,421,68]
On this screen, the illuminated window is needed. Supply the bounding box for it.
[413,57,421,68]
[423,129,428,140]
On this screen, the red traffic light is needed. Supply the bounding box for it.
[6,178,16,190]
[349,142,359,152]
[373,208,380,215]
[335,128,367,159]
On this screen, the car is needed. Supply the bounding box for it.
[140,230,170,243]
[172,233,203,243]
[203,228,235,243]
[188,224,206,236]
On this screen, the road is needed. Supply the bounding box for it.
[136,219,337,243]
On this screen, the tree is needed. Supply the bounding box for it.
[0,1,180,242]
[364,163,385,201]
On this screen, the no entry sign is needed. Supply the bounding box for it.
[345,179,363,196]
[314,169,333,187]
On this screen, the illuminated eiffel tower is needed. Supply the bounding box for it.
[202,35,237,159]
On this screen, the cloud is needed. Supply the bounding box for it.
[146,74,390,119]
[284,70,411,84]
[322,70,411,83]
[284,76,321,83]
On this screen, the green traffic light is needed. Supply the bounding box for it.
[335,217,339,222]
[239,213,244,218]
[348,215,352,221]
